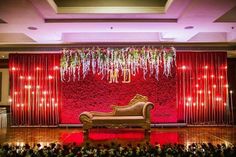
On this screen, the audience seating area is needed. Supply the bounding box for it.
[0,142,235,157]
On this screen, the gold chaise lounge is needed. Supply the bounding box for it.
[79,94,154,133]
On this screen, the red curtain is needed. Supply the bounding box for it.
[9,54,61,125]
[177,52,229,124]
[8,52,231,126]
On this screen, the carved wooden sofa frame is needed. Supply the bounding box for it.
[79,94,154,133]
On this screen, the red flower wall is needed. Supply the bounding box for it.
[61,66,177,124]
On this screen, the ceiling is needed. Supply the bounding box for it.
[0,0,236,44]
[52,0,169,13]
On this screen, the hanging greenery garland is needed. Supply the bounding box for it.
[60,46,176,82]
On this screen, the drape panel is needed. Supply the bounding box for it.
[9,54,61,125]
[177,52,230,124]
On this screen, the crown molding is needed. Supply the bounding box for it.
[0,42,235,51]
[45,18,177,23]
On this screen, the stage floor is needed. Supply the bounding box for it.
[0,127,236,146]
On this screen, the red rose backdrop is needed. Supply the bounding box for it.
[61,68,177,124]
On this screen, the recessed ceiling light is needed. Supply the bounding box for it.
[1,55,5,58]
[27,26,38,30]
[184,26,194,29]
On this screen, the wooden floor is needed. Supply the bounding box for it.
[0,127,236,146]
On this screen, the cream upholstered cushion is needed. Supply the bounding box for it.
[114,102,145,116]
[92,116,144,120]
[92,116,145,124]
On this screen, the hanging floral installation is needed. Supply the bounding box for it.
[60,47,176,82]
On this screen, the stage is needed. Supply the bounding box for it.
[0,127,235,146]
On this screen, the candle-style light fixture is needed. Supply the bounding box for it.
[177,52,229,125]
[9,54,61,126]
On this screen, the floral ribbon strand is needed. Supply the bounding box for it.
[60,47,176,82]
